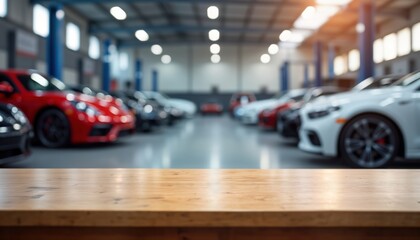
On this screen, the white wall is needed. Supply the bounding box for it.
[131,44,314,93]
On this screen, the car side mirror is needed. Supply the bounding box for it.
[0,82,14,97]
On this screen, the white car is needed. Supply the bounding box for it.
[240,89,307,125]
[299,72,420,168]
[143,91,197,117]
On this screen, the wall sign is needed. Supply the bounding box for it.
[16,30,38,58]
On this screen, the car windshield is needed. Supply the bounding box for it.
[392,72,420,87]
[18,73,66,92]
[353,76,400,91]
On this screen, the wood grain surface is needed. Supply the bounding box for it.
[0,169,419,227]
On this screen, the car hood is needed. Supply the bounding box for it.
[308,86,404,108]
[242,98,283,112]
[39,91,128,115]
[167,99,197,114]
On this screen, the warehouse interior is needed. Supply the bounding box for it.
[1,0,420,239]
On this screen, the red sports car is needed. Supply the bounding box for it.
[228,93,256,116]
[258,102,293,130]
[0,70,135,147]
[201,101,223,115]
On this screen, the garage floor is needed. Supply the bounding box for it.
[5,116,420,169]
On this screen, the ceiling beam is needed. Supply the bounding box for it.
[90,24,286,34]
[119,39,279,48]
[32,0,298,5]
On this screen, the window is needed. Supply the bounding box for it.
[119,52,129,70]
[33,4,49,37]
[373,39,383,63]
[66,22,80,51]
[348,49,360,71]
[89,36,100,59]
[383,33,397,61]
[334,55,347,75]
[412,22,420,52]
[0,0,7,17]
[397,28,411,56]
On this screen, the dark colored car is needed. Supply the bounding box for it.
[277,87,343,139]
[0,103,32,164]
[201,100,223,115]
[141,91,184,125]
[111,91,168,132]
[228,93,256,116]
[0,70,135,147]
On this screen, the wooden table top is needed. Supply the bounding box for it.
[0,169,419,227]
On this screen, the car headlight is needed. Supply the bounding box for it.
[10,106,28,125]
[71,101,101,117]
[308,106,340,119]
[143,104,153,114]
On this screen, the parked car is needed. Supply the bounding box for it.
[276,87,343,137]
[201,100,223,115]
[0,70,135,147]
[240,89,307,125]
[229,92,256,116]
[111,91,168,131]
[0,103,32,164]
[143,91,197,118]
[141,91,184,125]
[298,72,420,168]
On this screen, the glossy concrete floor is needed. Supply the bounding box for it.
[5,115,420,169]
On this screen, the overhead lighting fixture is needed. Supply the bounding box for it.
[356,23,365,33]
[316,0,351,6]
[135,29,149,41]
[209,29,220,41]
[260,54,270,64]
[279,30,292,42]
[207,6,219,20]
[210,44,220,54]
[151,44,163,55]
[268,44,279,55]
[301,6,316,19]
[110,6,127,20]
[211,54,221,63]
[161,55,171,64]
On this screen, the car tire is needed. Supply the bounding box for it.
[36,109,71,148]
[339,114,400,168]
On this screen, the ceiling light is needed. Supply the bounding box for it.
[210,44,220,54]
[161,55,171,64]
[56,9,65,20]
[209,29,220,41]
[207,6,219,20]
[260,54,270,64]
[211,54,220,63]
[301,6,316,19]
[110,6,127,20]
[151,44,163,55]
[316,0,351,6]
[279,30,292,41]
[268,44,279,55]
[135,30,149,41]
[356,23,365,33]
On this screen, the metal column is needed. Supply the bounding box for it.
[304,63,309,88]
[135,59,142,91]
[358,2,375,82]
[102,39,111,92]
[46,4,63,80]
[152,69,158,92]
[314,41,322,87]
[328,45,335,80]
[281,61,289,92]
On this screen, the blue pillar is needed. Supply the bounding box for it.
[304,63,309,88]
[314,41,322,87]
[358,2,375,83]
[46,4,63,80]
[135,59,142,91]
[328,45,335,80]
[152,69,158,92]
[102,39,111,92]
[281,61,289,92]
